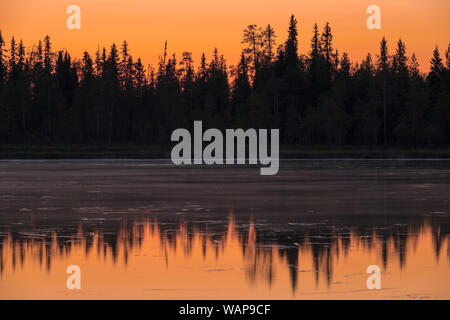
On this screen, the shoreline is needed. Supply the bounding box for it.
[1,145,450,159]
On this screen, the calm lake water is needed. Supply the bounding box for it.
[0,160,449,299]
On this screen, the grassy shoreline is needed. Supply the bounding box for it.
[1,145,450,159]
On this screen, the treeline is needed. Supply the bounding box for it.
[0,15,449,147]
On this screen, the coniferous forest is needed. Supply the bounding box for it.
[0,15,449,148]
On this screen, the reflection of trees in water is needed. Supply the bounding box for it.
[0,215,448,292]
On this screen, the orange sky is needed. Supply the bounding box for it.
[1,0,449,72]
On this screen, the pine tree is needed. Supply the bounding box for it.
[377,37,389,72]
[134,58,146,92]
[377,36,389,144]
[310,24,320,59]
[261,24,277,66]
[242,24,262,77]
[320,22,333,66]
[9,36,17,76]
[104,43,120,143]
[409,53,420,77]
[285,15,299,66]
[81,51,94,82]
[120,40,131,88]
[34,40,44,73]
[307,23,328,106]
[392,38,410,134]
[198,53,208,83]
[361,53,374,74]
[427,46,445,105]
[43,35,52,73]
[393,39,407,75]
[17,40,25,72]
[180,51,194,86]
[429,46,444,78]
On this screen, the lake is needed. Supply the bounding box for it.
[0,160,449,299]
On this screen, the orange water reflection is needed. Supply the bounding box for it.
[1,216,449,299]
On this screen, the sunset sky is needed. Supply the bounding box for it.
[1,0,449,72]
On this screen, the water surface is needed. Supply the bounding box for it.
[0,160,449,299]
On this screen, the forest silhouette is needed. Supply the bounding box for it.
[0,15,449,147]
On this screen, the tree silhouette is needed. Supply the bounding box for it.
[0,15,448,148]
